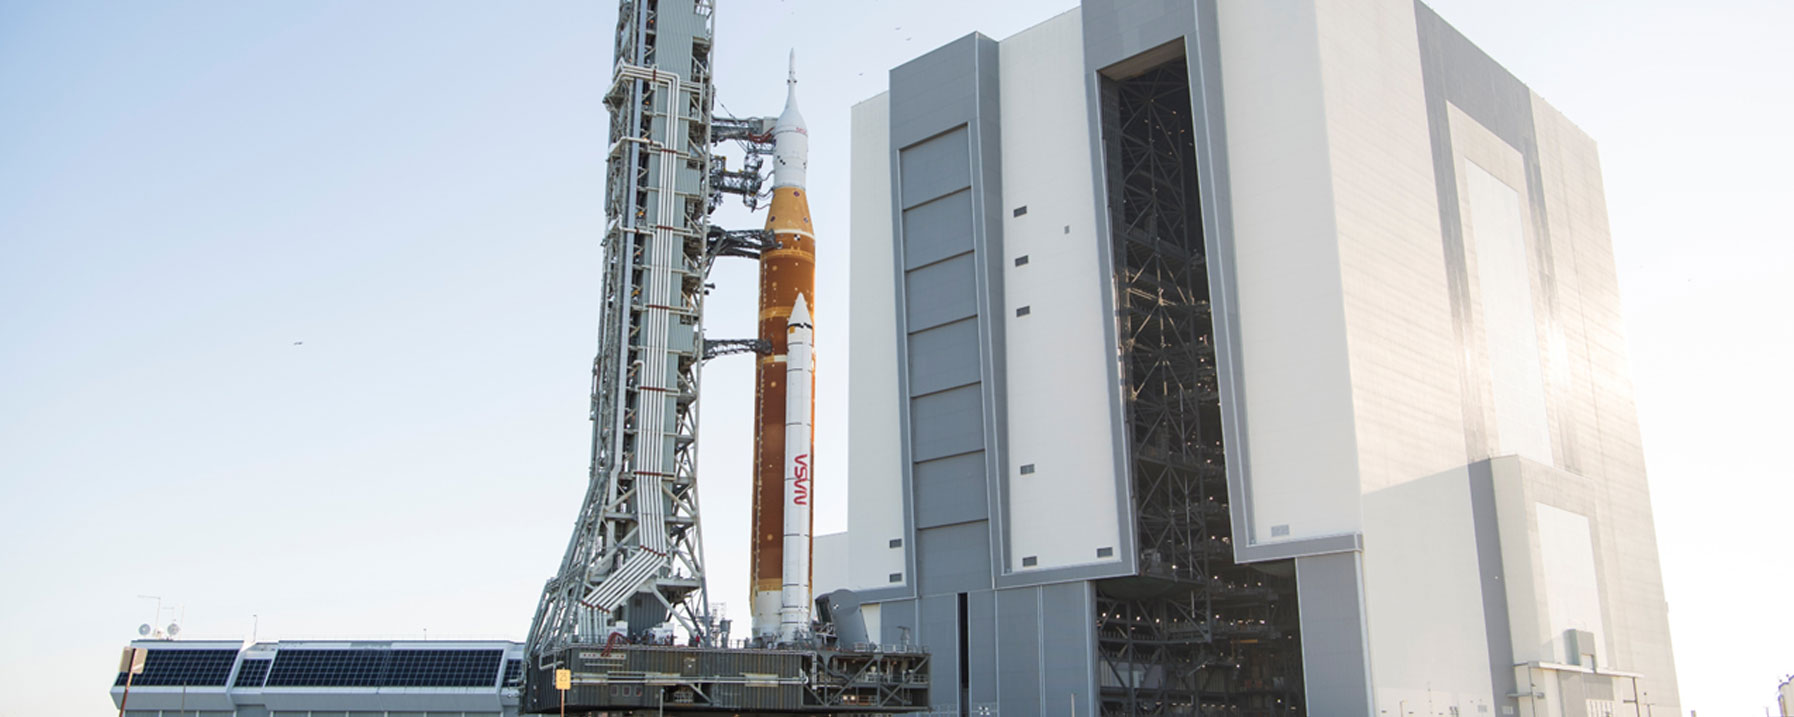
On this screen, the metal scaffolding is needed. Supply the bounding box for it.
[525,0,724,677]
[1095,58,1306,717]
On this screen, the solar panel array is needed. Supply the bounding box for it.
[502,658,524,686]
[265,649,384,687]
[112,649,238,687]
[234,658,272,687]
[263,649,503,688]
[387,649,505,687]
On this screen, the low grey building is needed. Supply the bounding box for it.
[111,639,524,717]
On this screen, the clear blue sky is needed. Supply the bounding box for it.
[0,1,1787,715]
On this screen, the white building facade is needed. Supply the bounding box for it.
[841,1,1680,715]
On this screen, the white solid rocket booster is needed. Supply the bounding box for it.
[779,294,814,643]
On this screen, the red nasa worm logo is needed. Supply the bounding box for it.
[792,454,810,506]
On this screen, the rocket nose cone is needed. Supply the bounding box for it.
[772,50,808,189]
[776,49,806,132]
[789,294,811,326]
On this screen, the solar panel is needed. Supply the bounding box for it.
[263,648,503,688]
[386,650,503,687]
[112,649,238,687]
[234,658,272,687]
[502,658,525,686]
[265,649,387,687]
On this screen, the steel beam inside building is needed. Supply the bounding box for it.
[1094,57,1305,716]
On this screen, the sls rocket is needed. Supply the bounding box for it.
[750,52,815,642]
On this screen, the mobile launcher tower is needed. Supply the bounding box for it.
[521,2,927,714]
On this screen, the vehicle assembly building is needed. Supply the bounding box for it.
[838,0,1680,715]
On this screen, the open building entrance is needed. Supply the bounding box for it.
[1094,52,1307,716]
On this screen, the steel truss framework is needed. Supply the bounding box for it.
[706,227,778,262]
[709,116,774,211]
[1095,58,1306,717]
[701,338,771,361]
[527,0,726,673]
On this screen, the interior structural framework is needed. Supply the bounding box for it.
[1093,56,1303,716]
[842,1,1682,715]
